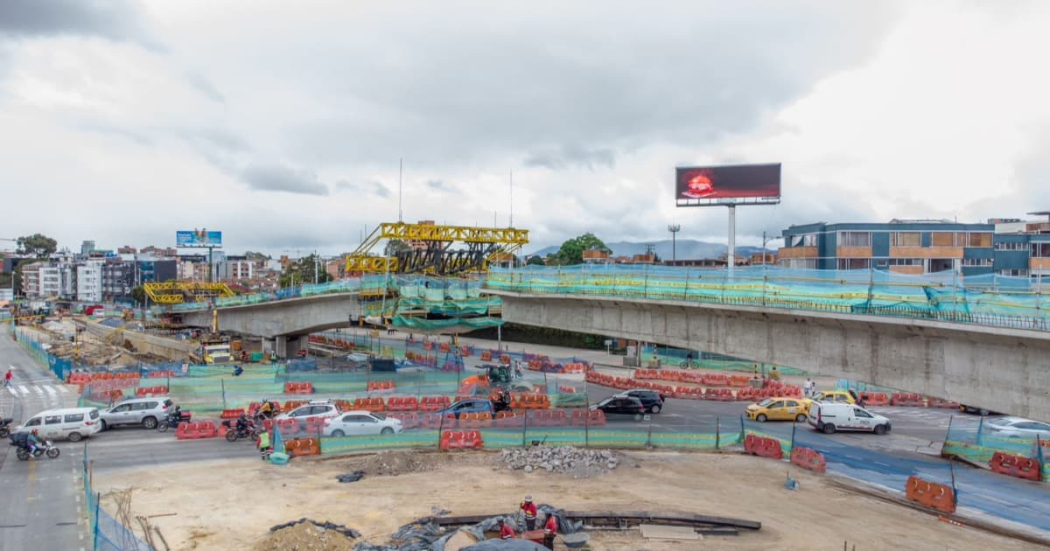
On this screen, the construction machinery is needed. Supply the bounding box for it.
[345,221,528,276]
[143,281,235,305]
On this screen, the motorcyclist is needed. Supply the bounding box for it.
[26,429,40,457]
[171,405,185,425]
[259,400,274,419]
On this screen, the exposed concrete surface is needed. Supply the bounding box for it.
[181,294,363,340]
[488,290,1050,420]
[81,319,197,361]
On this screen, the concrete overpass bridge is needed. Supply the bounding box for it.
[486,289,1050,420]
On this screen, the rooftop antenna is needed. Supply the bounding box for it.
[398,158,403,223]
[510,169,514,228]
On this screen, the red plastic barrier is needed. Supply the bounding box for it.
[387,396,419,411]
[891,393,925,407]
[283,382,315,395]
[220,409,244,420]
[860,392,889,406]
[905,476,957,514]
[439,430,484,451]
[927,397,960,409]
[744,434,783,460]
[418,396,451,411]
[790,446,827,473]
[277,418,300,436]
[175,421,218,440]
[989,452,1042,482]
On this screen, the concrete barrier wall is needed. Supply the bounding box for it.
[80,319,197,361]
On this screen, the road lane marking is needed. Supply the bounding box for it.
[18,385,29,395]
[45,386,56,396]
[33,386,44,396]
[58,386,69,393]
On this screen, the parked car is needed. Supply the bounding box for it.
[99,397,175,430]
[614,389,666,413]
[439,399,496,419]
[985,417,1050,439]
[14,407,102,442]
[323,411,402,437]
[275,400,342,424]
[591,396,646,421]
[811,390,856,405]
[746,397,811,422]
[807,402,891,435]
[959,404,1001,416]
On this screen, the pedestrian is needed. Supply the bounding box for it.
[3,368,11,388]
[769,366,780,381]
[543,512,558,549]
[497,518,515,540]
[520,495,537,531]
[803,378,814,398]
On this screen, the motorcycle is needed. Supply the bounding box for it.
[157,411,192,433]
[0,417,13,439]
[16,440,60,461]
[223,419,260,442]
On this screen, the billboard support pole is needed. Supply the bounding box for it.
[727,205,736,279]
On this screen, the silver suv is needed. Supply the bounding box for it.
[100,397,175,430]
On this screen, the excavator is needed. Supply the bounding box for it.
[458,363,532,396]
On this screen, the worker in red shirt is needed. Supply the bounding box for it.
[520,495,537,531]
[497,518,515,540]
[543,513,558,549]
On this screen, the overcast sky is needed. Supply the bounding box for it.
[1,1,1049,257]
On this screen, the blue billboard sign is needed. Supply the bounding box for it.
[176,230,222,247]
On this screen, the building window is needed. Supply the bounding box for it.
[840,232,871,247]
[967,233,992,247]
[998,269,1029,277]
[961,258,992,267]
[891,232,921,247]
[930,232,957,247]
[788,233,817,247]
[780,258,816,269]
[1032,243,1050,258]
[928,259,956,272]
[889,258,922,266]
[994,242,1026,251]
[836,258,871,270]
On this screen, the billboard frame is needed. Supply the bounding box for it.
[674,162,781,208]
[176,230,223,248]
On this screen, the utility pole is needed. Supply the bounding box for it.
[667,224,681,264]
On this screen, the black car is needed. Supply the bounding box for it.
[592,396,646,420]
[959,404,1001,416]
[616,389,666,413]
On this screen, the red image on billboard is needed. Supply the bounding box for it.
[675,163,781,206]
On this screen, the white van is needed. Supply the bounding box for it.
[15,407,103,442]
[807,402,891,435]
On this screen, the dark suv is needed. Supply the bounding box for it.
[616,389,665,413]
[592,396,646,420]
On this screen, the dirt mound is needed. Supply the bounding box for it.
[254,521,356,551]
[335,450,476,477]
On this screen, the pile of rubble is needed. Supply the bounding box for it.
[496,446,623,478]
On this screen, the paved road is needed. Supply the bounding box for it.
[0,332,84,551]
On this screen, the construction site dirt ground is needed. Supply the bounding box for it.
[95,450,1033,551]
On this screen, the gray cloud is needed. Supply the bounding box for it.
[425,179,457,193]
[0,0,162,50]
[240,162,329,196]
[334,179,392,198]
[184,71,226,104]
[524,145,615,171]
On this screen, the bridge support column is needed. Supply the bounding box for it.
[262,337,276,355]
[275,336,304,359]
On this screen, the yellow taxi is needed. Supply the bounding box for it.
[812,390,856,404]
[746,397,812,422]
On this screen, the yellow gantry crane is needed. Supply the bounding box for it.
[143,281,235,304]
[345,222,528,275]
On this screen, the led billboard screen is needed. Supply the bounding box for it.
[176,229,222,247]
[675,163,781,206]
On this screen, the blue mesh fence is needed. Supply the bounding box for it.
[84,447,152,550]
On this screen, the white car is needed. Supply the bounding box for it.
[807,402,891,435]
[986,417,1050,439]
[322,411,402,437]
[275,400,341,424]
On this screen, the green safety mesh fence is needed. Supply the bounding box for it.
[942,416,1049,481]
[487,265,1050,330]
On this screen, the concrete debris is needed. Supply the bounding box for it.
[497,446,622,479]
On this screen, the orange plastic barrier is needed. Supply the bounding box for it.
[303,417,327,434]
[743,434,783,460]
[135,386,167,397]
[516,394,551,410]
[285,437,321,457]
[220,409,245,420]
[284,382,315,395]
[387,396,419,411]
[367,380,396,392]
[277,418,300,435]
[353,397,386,412]
[418,396,451,411]
[439,430,484,451]
[480,351,493,361]
[459,412,493,429]
[283,400,307,412]
[905,476,956,514]
[790,446,827,473]
[859,392,889,406]
[891,393,925,407]
[175,421,218,440]
[495,411,525,428]
[989,452,1042,482]
[927,397,960,409]
[148,371,174,379]
[569,409,606,427]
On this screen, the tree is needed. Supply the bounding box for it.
[555,233,611,266]
[526,255,546,266]
[16,233,57,258]
[280,254,333,287]
[130,285,146,305]
[384,239,412,256]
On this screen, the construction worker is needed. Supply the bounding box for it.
[497,518,515,540]
[520,495,537,531]
[769,366,780,381]
[543,512,558,549]
[258,430,272,460]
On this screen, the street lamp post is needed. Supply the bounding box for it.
[760,232,783,266]
[667,225,681,265]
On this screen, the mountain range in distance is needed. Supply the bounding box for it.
[527,239,770,260]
